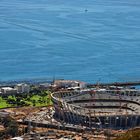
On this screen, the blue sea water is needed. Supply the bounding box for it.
[0,0,140,83]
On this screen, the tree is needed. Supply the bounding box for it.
[1,116,19,138]
[32,100,36,106]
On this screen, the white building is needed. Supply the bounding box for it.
[16,83,30,93]
[54,80,87,89]
[1,87,17,94]
[39,83,51,88]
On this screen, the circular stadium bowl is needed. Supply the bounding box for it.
[51,89,140,129]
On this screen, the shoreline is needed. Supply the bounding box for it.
[0,78,140,87]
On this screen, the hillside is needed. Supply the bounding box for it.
[114,128,140,140]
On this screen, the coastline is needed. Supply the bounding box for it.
[0,78,140,87]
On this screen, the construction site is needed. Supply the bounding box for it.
[52,88,140,129]
[22,86,140,139]
[0,80,140,139]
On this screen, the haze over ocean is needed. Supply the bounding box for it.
[0,0,140,83]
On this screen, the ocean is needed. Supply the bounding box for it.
[0,0,140,83]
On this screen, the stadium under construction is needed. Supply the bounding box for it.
[51,87,140,130]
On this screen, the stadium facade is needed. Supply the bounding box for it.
[51,88,140,129]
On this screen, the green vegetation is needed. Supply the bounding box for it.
[0,91,52,109]
[0,97,12,108]
[0,116,19,139]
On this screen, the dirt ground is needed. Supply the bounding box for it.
[1,106,126,140]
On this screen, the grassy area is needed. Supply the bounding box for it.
[0,91,52,109]
[24,94,52,107]
[0,97,12,109]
